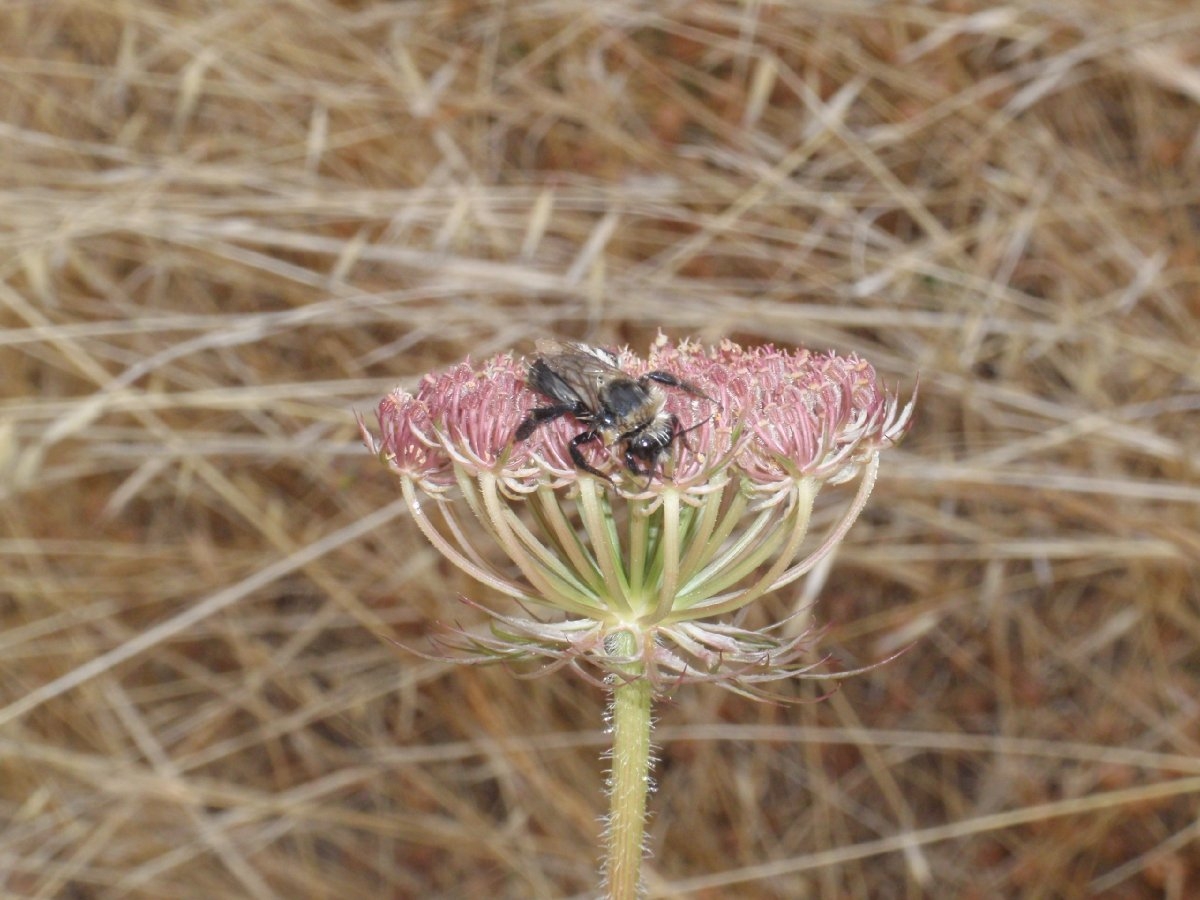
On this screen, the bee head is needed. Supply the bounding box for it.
[620,415,677,476]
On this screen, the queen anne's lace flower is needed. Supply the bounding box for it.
[360,335,913,695]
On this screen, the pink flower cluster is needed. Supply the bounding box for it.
[363,336,911,496]
[361,337,914,693]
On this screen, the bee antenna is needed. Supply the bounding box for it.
[678,414,713,438]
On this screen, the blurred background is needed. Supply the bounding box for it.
[3,2,1199,897]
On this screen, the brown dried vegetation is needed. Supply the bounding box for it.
[2,2,1199,898]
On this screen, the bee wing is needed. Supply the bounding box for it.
[530,341,627,409]
[533,340,623,371]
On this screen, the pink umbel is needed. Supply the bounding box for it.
[361,335,913,695]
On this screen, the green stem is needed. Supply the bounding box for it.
[650,489,681,623]
[605,630,652,900]
[578,479,633,618]
[626,496,649,602]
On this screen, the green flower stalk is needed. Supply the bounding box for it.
[360,335,913,899]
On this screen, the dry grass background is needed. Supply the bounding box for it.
[2,1,1199,898]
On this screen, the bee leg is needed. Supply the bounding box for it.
[569,430,612,481]
[642,371,712,401]
[622,449,649,478]
[515,404,581,441]
[622,448,658,491]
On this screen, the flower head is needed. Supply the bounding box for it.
[361,336,913,695]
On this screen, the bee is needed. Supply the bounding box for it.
[514,340,713,483]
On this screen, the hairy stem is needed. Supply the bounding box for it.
[605,629,653,900]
